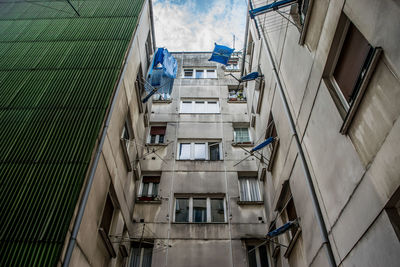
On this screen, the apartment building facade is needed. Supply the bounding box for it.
[243,0,400,267]
[0,0,156,266]
[131,52,271,267]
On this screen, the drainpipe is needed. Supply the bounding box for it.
[62,3,147,265]
[149,0,156,51]
[253,9,337,267]
[240,0,250,78]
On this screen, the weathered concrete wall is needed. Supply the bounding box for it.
[132,52,269,266]
[246,0,400,266]
[62,1,155,266]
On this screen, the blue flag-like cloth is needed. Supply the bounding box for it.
[240,72,260,82]
[267,221,296,238]
[162,48,177,79]
[209,43,234,65]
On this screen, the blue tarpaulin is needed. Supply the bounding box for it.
[240,72,261,82]
[208,43,234,65]
[267,221,297,238]
[143,48,177,103]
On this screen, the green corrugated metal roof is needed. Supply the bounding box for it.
[0,0,145,265]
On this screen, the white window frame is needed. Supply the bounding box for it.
[233,127,251,143]
[239,177,262,202]
[173,196,226,223]
[177,141,223,160]
[179,100,220,114]
[182,68,217,79]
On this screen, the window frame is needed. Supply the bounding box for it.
[138,176,160,200]
[177,141,223,161]
[99,192,118,258]
[182,68,217,79]
[173,196,227,223]
[179,100,220,114]
[233,127,252,144]
[238,177,262,203]
[120,115,135,172]
[148,126,166,145]
[324,14,382,134]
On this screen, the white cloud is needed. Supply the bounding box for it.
[153,0,247,52]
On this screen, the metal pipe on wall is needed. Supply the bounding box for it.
[249,5,337,267]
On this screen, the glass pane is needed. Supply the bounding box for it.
[195,70,204,78]
[239,179,249,201]
[142,248,153,267]
[130,248,141,267]
[150,135,156,144]
[206,69,216,78]
[158,135,164,144]
[247,246,257,267]
[152,183,159,196]
[194,143,206,159]
[234,128,250,143]
[193,198,207,222]
[248,178,260,201]
[194,101,206,113]
[184,69,193,77]
[181,101,192,113]
[209,143,220,161]
[179,143,191,159]
[142,182,149,196]
[175,198,189,222]
[211,199,225,222]
[207,101,219,113]
[259,245,269,267]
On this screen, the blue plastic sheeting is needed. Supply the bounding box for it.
[267,221,296,238]
[144,48,177,103]
[208,43,234,65]
[240,72,260,82]
[251,137,275,152]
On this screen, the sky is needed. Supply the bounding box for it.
[152,0,248,52]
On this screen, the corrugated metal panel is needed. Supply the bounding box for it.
[0,0,145,265]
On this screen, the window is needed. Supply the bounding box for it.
[99,193,117,257]
[121,116,135,171]
[135,66,145,113]
[325,15,381,133]
[266,113,278,172]
[386,186,400,241]
[226,57,240,70]
[152,92,171,101]
[228,86,246,101]
[275,183,300,256]
[178,141,222,160]
[239,177,261,202]
[129,243,153,267]
[174,197,226,223]
[148,126,166,144]
[234,128,251,143]
[180,100,220,113]
[138,176,160,201]
[175,198,189,222]
[144,32,153,68]
[247,244,269,267]
[183,68,216,78]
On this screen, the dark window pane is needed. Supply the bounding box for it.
[259,245,269,267]
[247,246,257,267]
[152,183,159,196]
[101,195,114,234]
[142,183,149,196]
[211,199,224,222]
[175,198,189,222]
[142,247,153,267]
[123,122,130,140]
[150,135,156,144]
[158,135,164,144]
[209,143,220,161]
[193,198,207,222]
[333,23,371,104]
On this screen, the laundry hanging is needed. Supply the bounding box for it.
[143,48,177,103]
[208,43,234,65]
